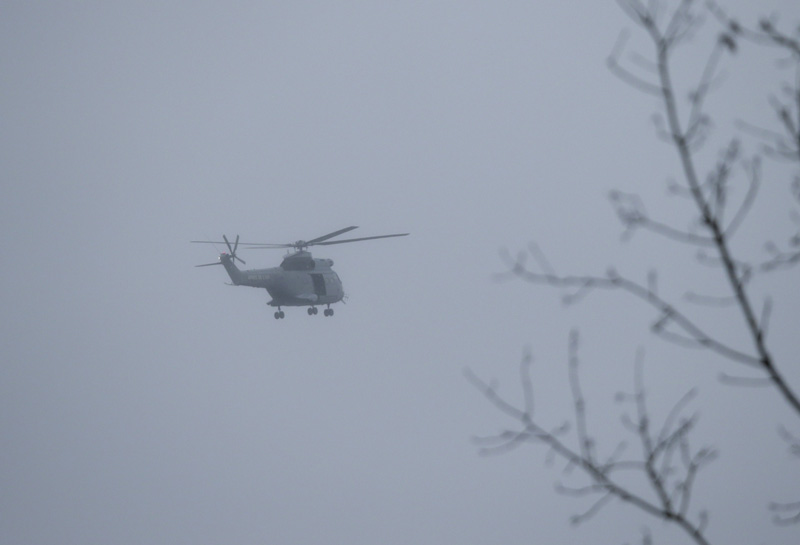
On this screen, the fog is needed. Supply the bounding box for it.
[2,1,799,544]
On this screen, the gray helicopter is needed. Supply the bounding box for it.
[192,226,408,319]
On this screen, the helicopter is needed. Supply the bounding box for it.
[192,226,408,319]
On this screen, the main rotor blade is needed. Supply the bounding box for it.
[314,233,409,246]
[195,262,222,267]
[192,228,404,249]
[244,244,295,250]
[192,240,290,247]
[305,226,359,245]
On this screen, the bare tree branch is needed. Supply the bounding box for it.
[502,255,762,368]
[616,0,800,414]
[609,190,716,246]
[480,3,800,541]
[723,156,760,238]
[608,29,665,96]
[468,339,714,545]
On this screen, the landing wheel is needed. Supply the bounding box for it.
[324,308,334,317]
[274,310,285,319]
[308,307,318,316]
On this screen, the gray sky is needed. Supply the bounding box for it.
[2,1,799,544]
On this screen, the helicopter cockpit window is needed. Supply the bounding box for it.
[280,257,315,271]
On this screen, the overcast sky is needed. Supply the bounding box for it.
[2,1,799,544]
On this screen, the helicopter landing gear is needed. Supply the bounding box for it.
[273,310,285,319]
[323,307,334,317]
[307,307,319,316]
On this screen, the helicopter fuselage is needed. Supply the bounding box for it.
[219,250,344,307]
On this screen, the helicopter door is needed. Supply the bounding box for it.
[310,273,327,296]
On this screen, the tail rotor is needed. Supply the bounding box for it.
[223,234,246,265]
[193,234,246,267]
